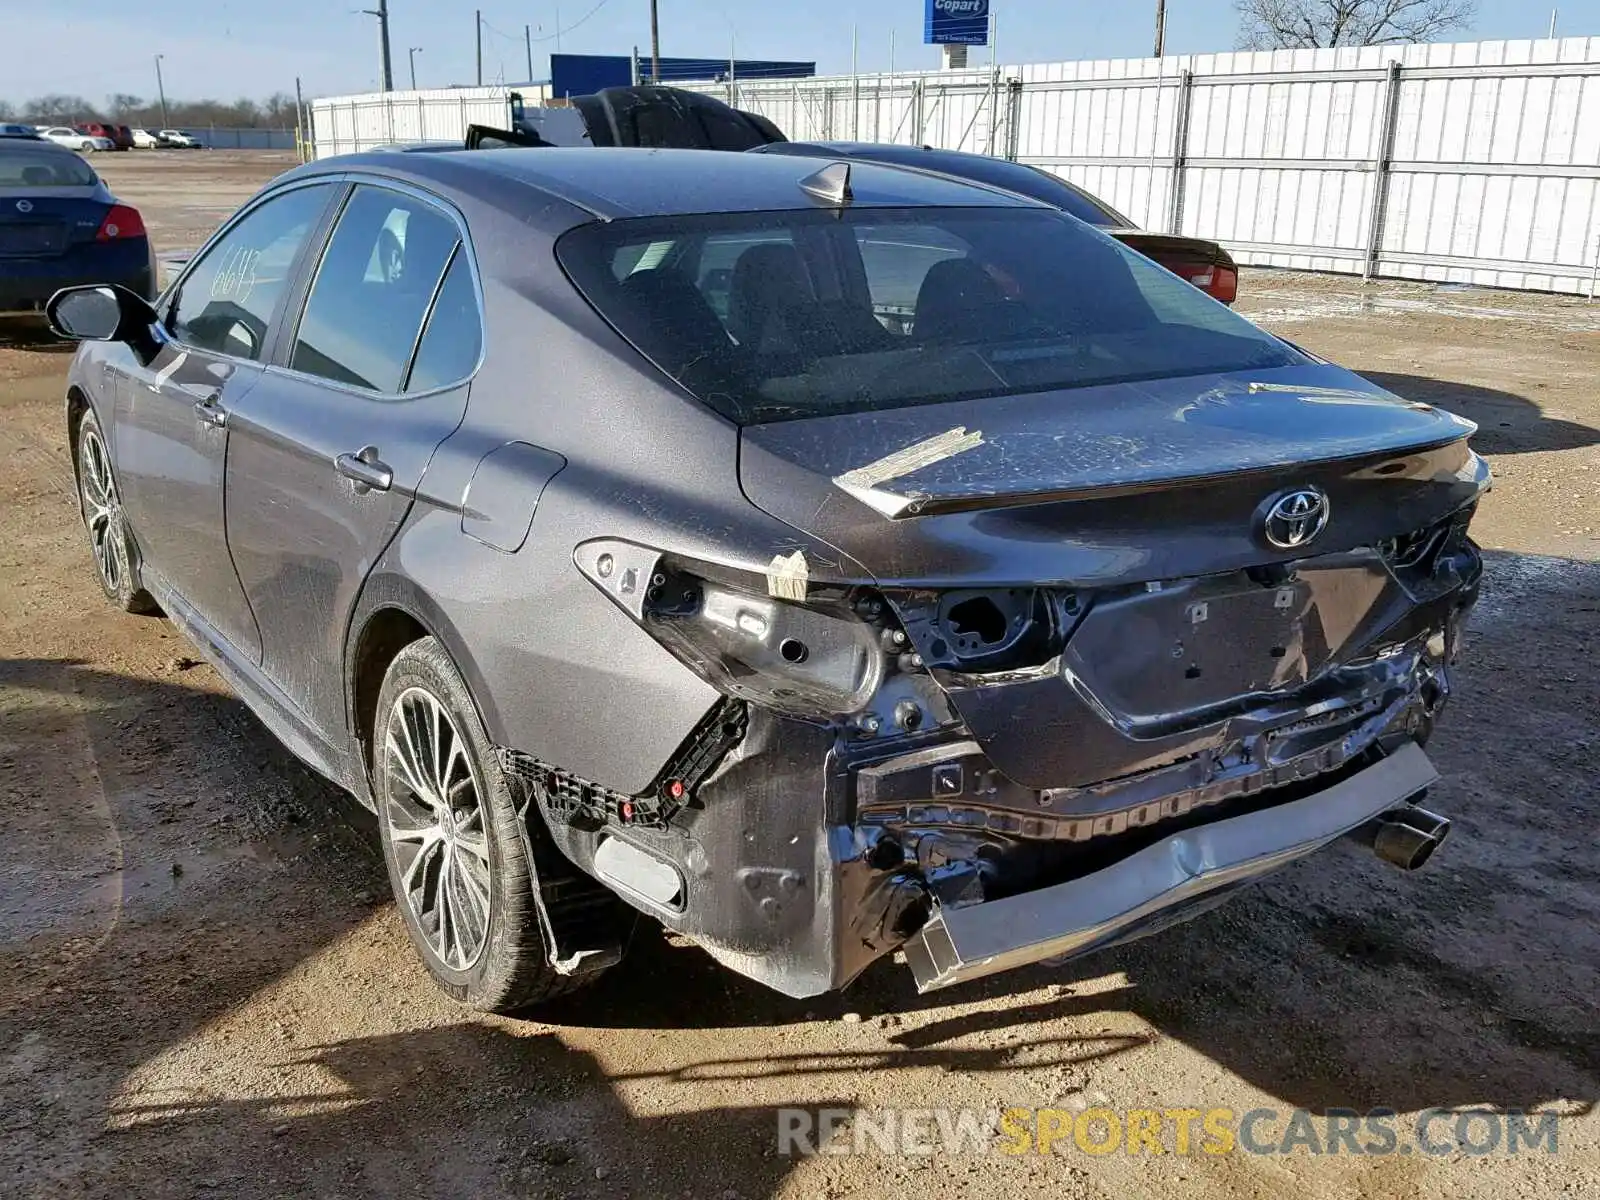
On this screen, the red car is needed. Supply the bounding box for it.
[75,122,133,151]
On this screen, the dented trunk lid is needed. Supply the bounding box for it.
[737,364,1485,589]
[739,364,1487,790]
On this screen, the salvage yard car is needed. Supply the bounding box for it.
[0,139,154,314]
[45,147,1486,1010]
[39,126,111,152]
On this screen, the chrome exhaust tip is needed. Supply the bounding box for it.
[1351,803,1451,871]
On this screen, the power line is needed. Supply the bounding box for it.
[530,0,616,43]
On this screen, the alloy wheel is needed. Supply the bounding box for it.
[382,686,494,971]
[78,425,128,594]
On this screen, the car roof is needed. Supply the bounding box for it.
[313,145,1050,219]
[1,136,87,155]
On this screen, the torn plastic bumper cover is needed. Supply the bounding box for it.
[902,741,1439,992]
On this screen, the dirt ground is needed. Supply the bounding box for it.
[1,151,1597,1200]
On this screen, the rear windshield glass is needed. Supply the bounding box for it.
[557,207,1299,424]
[0,149,96,187]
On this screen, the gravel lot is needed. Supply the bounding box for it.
[2,151,1597,1200]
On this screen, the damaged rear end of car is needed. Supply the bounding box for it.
[515,185,1487,998]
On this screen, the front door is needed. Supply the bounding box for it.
[223,183,481,733]
[113,182,339,661]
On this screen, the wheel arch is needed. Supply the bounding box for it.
[65,384,91,482]
[346,572,506,783]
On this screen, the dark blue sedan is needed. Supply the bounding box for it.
[0,138,154,314]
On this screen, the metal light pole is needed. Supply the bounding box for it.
[525,24,533,82]
[409,46,422,90]
[295,74,307,161]
[361,0,394,90]
[154,54,169,127]
[476,9,483,86]
[650,0,661,84]
[1154,0,1166,57]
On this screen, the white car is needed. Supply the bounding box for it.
[39,127,111,152]
[130,128,163,149]
[156,129,199,148]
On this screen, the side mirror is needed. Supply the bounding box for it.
[46,284,162,355]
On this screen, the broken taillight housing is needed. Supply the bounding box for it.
[575,540,890,719]
[645,572,887,717]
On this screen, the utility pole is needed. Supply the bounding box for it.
[650,0,660,84]
[1550,8,1559,38]
[361,0,394,90]
[295,74,306,161]
[408,46,422,90]
[1154,0,1166,57]
[525,24,533,81]
[476,9,483,86]
[154,54,169,127]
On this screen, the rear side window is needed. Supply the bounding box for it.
[289,185,461,393]
[169,183,335,361]
[405,249,482,392]
[557,207,1300,424]
[0,149,95,187]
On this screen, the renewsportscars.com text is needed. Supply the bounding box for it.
[777,1106,1562,1158]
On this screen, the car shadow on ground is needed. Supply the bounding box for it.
[0,315,72,352]
[2,551,1595,1195]
[1361,371,1600,455]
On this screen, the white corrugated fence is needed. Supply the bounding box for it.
[310,85,551,157]
[310,38,1600,294]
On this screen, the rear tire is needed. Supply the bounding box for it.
[75,411,160,614]
[373,636,595,1012]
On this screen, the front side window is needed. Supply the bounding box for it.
[169,184,334,361]
[289,185,461,393]
[558,206,1301,424]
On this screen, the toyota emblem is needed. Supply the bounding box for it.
[1261,487,1330,550]
[15,199,32,213]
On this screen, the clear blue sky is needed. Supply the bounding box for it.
[1,0,1591,104]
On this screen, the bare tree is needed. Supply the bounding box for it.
[6,91,303,129]
[106,93,145,118]
[261,92,296,125]
[22,94,100,122]
[1235,0,1477,49]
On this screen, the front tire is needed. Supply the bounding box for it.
[75,411,159,614]
[374,637,589,1012]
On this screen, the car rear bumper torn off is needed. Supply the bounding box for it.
[902,741,1439,992]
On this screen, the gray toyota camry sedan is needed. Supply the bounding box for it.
[46,146,1487,1009]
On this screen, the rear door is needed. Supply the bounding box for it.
[222,182,481,733]
[114,181,340,660]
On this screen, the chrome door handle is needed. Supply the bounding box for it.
[335,446,394,494]
[193,391,227,428]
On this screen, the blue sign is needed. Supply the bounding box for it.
[924,0,989,45]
